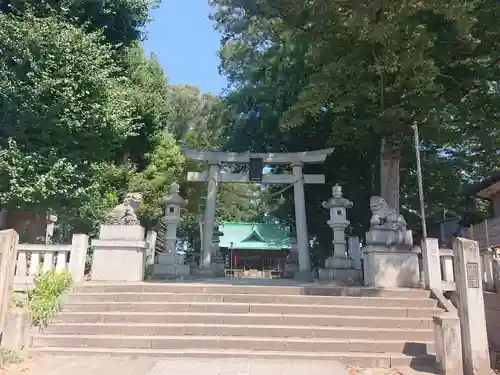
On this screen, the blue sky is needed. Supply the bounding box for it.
[142,0,228,95]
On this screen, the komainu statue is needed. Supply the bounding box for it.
[104,192,142,225]
[369,196,407,230]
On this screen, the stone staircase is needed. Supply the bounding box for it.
[30,282,441,368]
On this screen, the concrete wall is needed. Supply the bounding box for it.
[484,292,500,347]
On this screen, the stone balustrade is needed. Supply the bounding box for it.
[438,246,500,293]
[13,234,88,290]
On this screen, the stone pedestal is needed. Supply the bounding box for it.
[362,197,420,288]
[320,254,362,283]
[318,268,362,283]
[153,252,190,278]
[363,248,420,288]
[325,256,351,269]
[91,224,148,282]
[364,228,413,250]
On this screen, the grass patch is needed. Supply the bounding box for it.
[0,348,22,368]
[25,270,73,327]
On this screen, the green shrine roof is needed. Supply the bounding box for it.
[219,222,291,251]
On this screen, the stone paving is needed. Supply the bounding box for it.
[0,356,442,375]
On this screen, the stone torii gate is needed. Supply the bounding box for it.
[182,147,334,278]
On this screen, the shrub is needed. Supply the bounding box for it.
[27,270,73,327]
[0,348,22,368]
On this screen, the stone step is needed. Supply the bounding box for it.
[31,334,434,354]
[61,301,440,318]
[29,347,436,368]
[65,292,438,308]
[54,311,434,329]
[71,283,431,298]
[43,322,434,341]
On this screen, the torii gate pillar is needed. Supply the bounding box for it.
[201,162,220,269]
[292,161,310,276]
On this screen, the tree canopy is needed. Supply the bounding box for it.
[0,1,265,245]
[3,0,499,255]
[209,0,500,250]
[0,13,135,212]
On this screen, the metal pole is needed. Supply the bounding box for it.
[412,123,427,238]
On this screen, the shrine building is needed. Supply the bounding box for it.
[218,222,291,275]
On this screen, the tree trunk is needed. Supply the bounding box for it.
[380,139,400,213]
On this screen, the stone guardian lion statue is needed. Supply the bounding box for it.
[104,192,142,225]
[369,196,407,230]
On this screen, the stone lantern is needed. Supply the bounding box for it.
[152,182,190,278]
[211,224,225,276]
[161,182,187,253]
[322,184,353,269]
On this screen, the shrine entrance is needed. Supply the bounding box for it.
[218,221,291,279]
[182,147,334,278]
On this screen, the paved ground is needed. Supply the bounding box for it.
[0,356,442,375]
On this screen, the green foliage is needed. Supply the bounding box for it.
[0,12,136,212]
[54,162,132,238]
[130,132,185,228]
[0,348,22,367]
[0,0,156,47]
[0,0,267,253]
[210,0,500,246]
[119,46,172,169]
[26,270,72,327]
[166,85,227,149]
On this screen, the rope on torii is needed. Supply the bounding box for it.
[204,173,304,200]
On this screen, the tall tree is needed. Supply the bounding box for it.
[0,0,155,47]
[162,85,266,249]
[0,13,135,214]
[210,0,500,244]
[119,46,171,170]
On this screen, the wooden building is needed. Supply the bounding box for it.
[219,222,291,275]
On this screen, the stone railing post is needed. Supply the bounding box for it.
[145,230,157,267]
[68,234,89,282]
[349,236,362,270]
[433,313,463,374]
[482,248,495,292]
[493,257,500,293]
[453,237,490,375]
[0,229,19,334]
[422,238,442,290]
